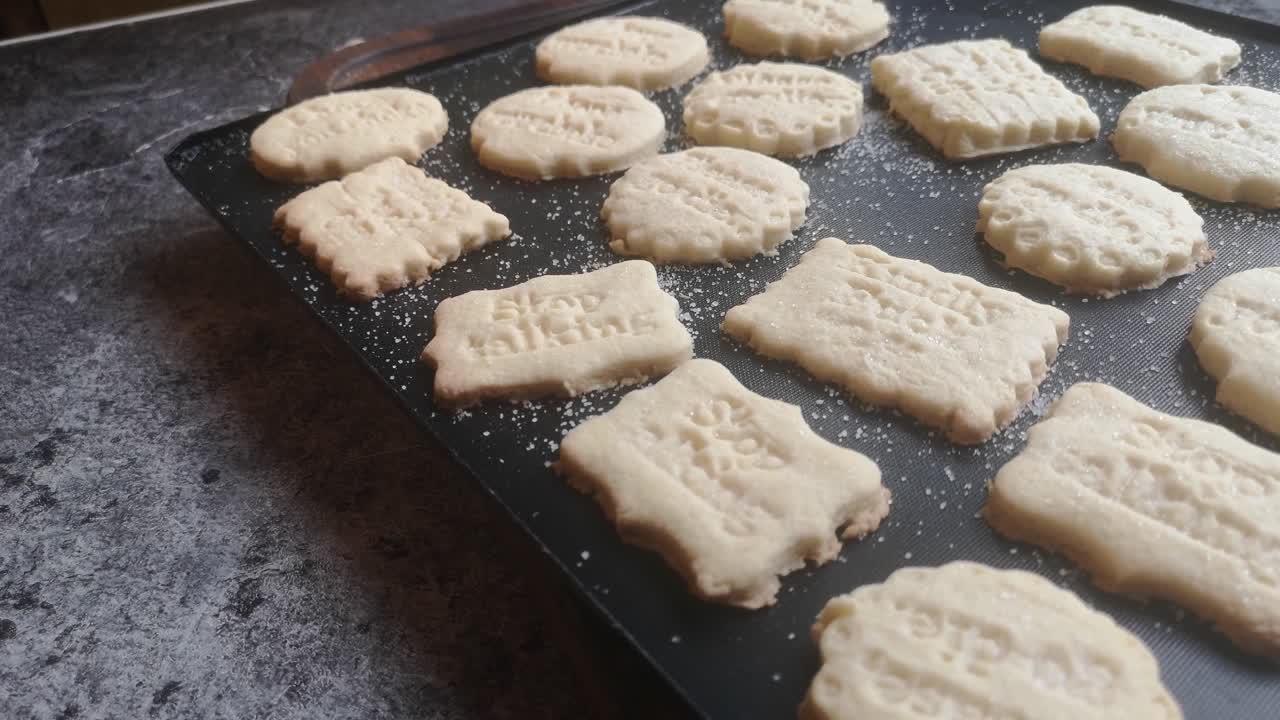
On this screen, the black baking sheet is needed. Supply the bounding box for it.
[166,0,1280,716]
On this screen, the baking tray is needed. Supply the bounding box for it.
[165,0,1280,716]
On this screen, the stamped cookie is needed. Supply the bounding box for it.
[601,147,809,264]
[470,85,665,180]
[1190,267,1280,436]
[977,163,1211,295]
[557,358,889,609]
[723,238,1069,444]
[682,62,863,157]
[801,562,1182,720]
[422,261,692,406]
[723,0,890,61]
[535,16,709,91]
[274,157,509,301]
[251,88,448,183]
[870,39,1099,159]
[1113,85,1280,208]
[986,382,1280,655]
[1040,6,1241,88]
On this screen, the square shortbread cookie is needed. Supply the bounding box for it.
[870,39,1100,159]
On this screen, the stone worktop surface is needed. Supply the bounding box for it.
[3,1,1279,718]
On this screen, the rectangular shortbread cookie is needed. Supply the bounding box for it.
[422,260,692,406]
[870,39,1100,159]
[558,358,889,609]
[723,238,1069,444]
[986,383,1280,655]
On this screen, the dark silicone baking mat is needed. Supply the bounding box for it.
[166,0,1280,716]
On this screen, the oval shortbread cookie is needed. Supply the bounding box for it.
[1039,6,1241,88]
[977,163,1211,295]
[250,88,448,183]
[601,147,810,264]
[801,562,1182,720]
[1190,267,1280,436]
[1113,85,1280,208]
[557,358,889,609]
[723,0,890,61]
[274,157,509,301]
[422,261,692,405]
[870,39,1100,159]
[682,62,863,157]
[986,382,1280,656]
[470,85,666,179]
[535,16,709,91]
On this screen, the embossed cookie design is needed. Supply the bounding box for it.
[422,260,692,406]
[723,0,891,61]
[801,562,1183,720]
[536,16,709,91]
[987,382,1280,656]
[557,358,889,609]
[723,238,1069,444]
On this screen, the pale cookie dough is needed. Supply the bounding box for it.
[977,163,1211,295]
[601,147,809,264]
[870,39,1100,159]
[800,562,1183,720]
[682,62,863,157]
[723,238,1069,444]
[986,382,1280,656]
[470,85,666,180]
[1190,267,1280,436]
[557,358,889,609]
[251,87,448,183]
[1113,85,1280,208]
[422,261,692,406]
[274,157,509,301]
[535,16,709,91]
[723,0,890,61]
[1040,5,1241,88]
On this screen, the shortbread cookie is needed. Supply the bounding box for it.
[977,163,1211,295]
[801,562,1182,720]
[723,238,1069,444]
[870,39,1100,159]
[1113,85,1280,208]
[535,17,709,91]
[557,358,889,609]
[602,147,809,264]
[682,62,863,157]
[1190,267,1280,436]
[470,85,665,180]
[274,157,509,301]
[986,382,1280,655]
[1040,6,1241,88]
[422,261,692,405]
[251,88,448,183]
[723,0,890,61]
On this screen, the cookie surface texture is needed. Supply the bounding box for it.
[602,147,810,263]
[470,85,666,179]
[1039,5,1241,88]
[977,163,1211,295]
[722,238,1069,444]
[986,382,1280,655]
[682,62,863,157]
[870,39,1100,159]
[1190,267,1280,435]
[422,260,692,406]
[723,0,890,60]
[535,16,709,91]
[557,358,889,609]
[274,157,509,301]
[800,562,1183,720]
[1113,85,1280,207]
[251,87,448,182]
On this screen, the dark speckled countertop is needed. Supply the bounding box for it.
[3,1,1279,718]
